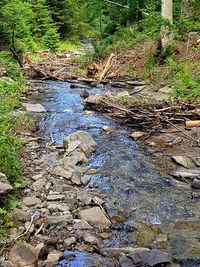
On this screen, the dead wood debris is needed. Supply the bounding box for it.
[84,96,200,137]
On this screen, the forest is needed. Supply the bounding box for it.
[0,0,200,266]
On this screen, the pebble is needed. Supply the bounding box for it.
[191,179,200,189]
[64,237,76,247]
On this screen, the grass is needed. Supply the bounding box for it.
[59,40,80,52]
[0,51,28,235]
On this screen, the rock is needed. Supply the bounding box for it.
[117,91,130,97]
[93,196,104,205]
[0,261,14,267]
[103,247,149,258]
[71,171,82,185]
[52,166,72,179]
[78,207,111,228]
[11,208,31,222]
[64,237,76,247]
[84,110,93,115]
[130,131,145,141]
[23,197,41,207]
[191,179,200,189]
[9,242,37,267]
[119,249,171,267]
[0,181,13,194]
[83,233,99,245]
[31,174,43,181]
[126,81,146,86]
[25,221,35,233]
[45,251,63,266]
[61,151,88,168]
[47,194,65,201]
[32,178,46,191]
[80,89,89,98]
[81,175,91,185]
[63,131,96,157]
[33,243,48,260]
[0,172,13,194]
[194,157,200,167]
[170,170,200,179]
[171,156,192,169]
[73,219,92,230]
[47,203,69,212]
[67,140,81,153]
[47,213,72,225]
[25,103,46,113]
[153,234,168,247]
[101,126,115,133]
[40,152,58,166]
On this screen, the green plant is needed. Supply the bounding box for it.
[43,27,60,52]
[167,58,200,100]
[0,208,14,235]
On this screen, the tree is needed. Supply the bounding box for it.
[161,0,174,51]
[1,0,34,65]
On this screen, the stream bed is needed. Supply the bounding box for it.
[30,81,200,267]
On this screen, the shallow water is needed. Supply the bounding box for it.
[31,81,200,266]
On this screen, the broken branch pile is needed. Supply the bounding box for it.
[84,96,200,133]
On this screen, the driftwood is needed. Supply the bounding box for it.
[84,96,200,136]
[99,53,115,80]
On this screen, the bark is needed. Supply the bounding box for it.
[161,0,173,23]
[161,0,173,51]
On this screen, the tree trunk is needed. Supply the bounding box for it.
[181,0,193,19]
[161,0,173,23]
[161,0,173,51]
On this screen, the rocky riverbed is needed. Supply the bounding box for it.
[1,80,200,267]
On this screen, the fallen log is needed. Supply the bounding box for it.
[99,53,115,80]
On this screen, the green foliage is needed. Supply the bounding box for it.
[43,27,60,52]
[1,0,34,52]
[0,52,26,182]
[167,58,200,100]
[0,207,13,235]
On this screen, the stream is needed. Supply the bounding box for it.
[30,81,200,267]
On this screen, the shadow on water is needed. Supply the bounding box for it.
[30,81,200,267]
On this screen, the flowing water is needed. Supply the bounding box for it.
[31,81,200,267]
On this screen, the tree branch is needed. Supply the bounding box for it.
[105,0,130,9]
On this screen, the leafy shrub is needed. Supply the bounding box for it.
[43,27,60,52]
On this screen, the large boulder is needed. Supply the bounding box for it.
[119,249,171,267]
[9,242,37,267]
[63,131,96,157]
[78,207,111,229]
[0,172,13,194]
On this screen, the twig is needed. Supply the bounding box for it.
[34,223,44,236]
[165,119,200,145]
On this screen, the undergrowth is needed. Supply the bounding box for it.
[0,51,27,235]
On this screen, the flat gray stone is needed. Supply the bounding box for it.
[172,156,192,169]
[73,219,92,230]
[23,197,41,207]
[47,213,72,225]
[78,207,111,228]
[47,194,65,201]
[120,249,171,267]
[71,171,82,185]
[25,103,46,113]
[63,131,96,157]
[130,131,145,141]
